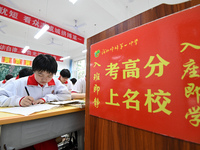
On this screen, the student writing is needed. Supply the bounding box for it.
[0,54,71,107]
[58,68,73,92]
[71,76,86,99]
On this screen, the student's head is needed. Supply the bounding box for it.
[19,67,33,78]
[70,78,77,85]
[5,74,13,81]
[32,54,58,85]
[60,69,71,84]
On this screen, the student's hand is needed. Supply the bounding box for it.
[20,96,34,107]
[33,99,45,105]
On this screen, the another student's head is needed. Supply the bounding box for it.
[32,54,57,85]
[70,78,77,85]
[19,67,33,78]
[5,74,13,81]
[59,69,71,84]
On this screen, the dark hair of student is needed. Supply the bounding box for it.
[60,69,71,78]
[19,68,34,78]
[32,54,57,74]
[70,78,77,85]
[5,74,13,80]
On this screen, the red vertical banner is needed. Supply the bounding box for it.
[90,6,200,144]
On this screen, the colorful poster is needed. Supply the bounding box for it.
[90,6,200,144]
[1,57,12,63]
[23,60,32,66]
[13,58,22,65]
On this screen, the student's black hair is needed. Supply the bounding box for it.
[60,69,71,78]
[70,78,77,85]
[5,74,13,80]
[19,67,34,78]
[32,54,57,74]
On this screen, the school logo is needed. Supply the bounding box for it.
[94,50,100,58]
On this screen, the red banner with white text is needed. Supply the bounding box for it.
[0,43,63,62]
[90,5,200,144]
[0,4,84,44]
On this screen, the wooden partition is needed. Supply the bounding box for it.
[85,1,200,150]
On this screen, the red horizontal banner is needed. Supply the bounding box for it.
[0,4,84,44]
[90,6,200,144]
[0,43,63,62]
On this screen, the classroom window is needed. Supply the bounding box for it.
[73,59,86,79]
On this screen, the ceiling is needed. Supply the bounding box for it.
[0,0,188,60]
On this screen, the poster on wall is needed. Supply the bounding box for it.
[90,5,200,144]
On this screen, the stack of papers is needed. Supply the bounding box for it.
[50,100,85,108]
[50,100,85,105]
[0,100,85,116]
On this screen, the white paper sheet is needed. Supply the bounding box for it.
[0,104,60,116]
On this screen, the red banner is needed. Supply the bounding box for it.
[0,4,84,44]
[0,43,63,62]
[90,6,200,144]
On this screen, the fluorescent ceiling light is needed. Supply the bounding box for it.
[60,56,71,60]
[82,50,87,53]
[34,24,50,39]
[22,46,30,53]
[69,0,78,4]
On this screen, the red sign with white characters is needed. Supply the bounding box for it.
[0,43,63,62]
[90,6,200,144]
[0,4,84,44]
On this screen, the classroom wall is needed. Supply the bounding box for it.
[85,1,200,150]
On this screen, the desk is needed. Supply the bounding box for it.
[0,106,85,150]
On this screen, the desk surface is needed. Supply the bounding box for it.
[0,105,85,125]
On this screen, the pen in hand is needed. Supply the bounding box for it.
[25,86,33,105]
[25,86,30,96]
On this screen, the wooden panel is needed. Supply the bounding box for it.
[85,1,200,150]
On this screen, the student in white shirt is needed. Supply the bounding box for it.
[58,69,73,92]
[71,77,86,99]
[0,54,71,150]
[0,54,71,107]
[2,67,33,87]
[0,74,13,87]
